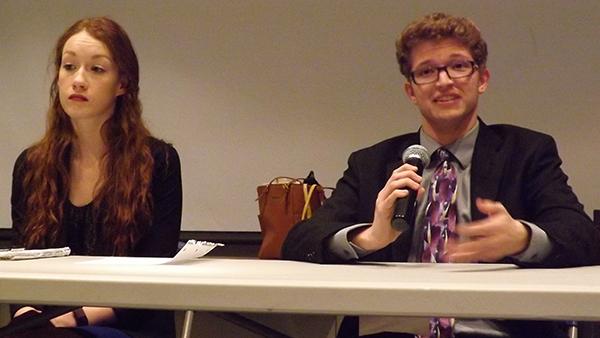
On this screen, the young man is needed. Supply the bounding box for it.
[282,12,600,337]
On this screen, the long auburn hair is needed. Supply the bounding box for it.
[22,17,153,255]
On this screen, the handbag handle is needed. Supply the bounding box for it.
[256,176,304,201]
[257,176,334,218]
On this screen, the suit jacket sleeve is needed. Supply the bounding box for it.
[282,139,413,263]
[472,124,600,268]
[282,151,362,263]
[513,135,600,267]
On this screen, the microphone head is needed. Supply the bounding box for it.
[401,144,430,168]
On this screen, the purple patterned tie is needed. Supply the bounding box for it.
[420,148,457,338]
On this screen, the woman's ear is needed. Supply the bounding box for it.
[115,77,127,97]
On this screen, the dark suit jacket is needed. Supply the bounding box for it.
[283,121,600,267]
[281,122,600,337]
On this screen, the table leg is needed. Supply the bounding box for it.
[181,310,194,338]
[568,321,578,338]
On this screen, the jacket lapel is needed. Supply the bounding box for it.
[470,121,506,221]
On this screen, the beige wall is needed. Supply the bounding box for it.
[1,1,599,231]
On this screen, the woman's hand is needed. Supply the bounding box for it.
[13,306,42,318]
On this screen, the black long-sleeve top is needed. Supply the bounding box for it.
[11,137,183,338]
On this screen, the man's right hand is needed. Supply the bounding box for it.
[349,163,424,251]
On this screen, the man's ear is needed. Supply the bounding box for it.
[478,68,490,94]
[404,81,417,104]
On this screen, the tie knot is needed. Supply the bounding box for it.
[434,148,452,164]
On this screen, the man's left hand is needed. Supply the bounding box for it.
[447,198,531,263]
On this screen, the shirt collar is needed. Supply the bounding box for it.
[419,121,479,169]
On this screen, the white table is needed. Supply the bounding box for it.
[1,256,600,336]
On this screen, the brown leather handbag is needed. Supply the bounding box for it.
[256,172,330,259]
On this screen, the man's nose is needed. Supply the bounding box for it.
[436,68,454,86]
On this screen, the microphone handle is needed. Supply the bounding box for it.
[391,157,425,232]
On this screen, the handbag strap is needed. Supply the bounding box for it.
[301,184,318,220]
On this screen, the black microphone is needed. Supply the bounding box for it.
[391,144,430,232]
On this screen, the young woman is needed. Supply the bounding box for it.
[8,17,182,338]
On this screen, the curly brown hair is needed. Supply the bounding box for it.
[396,12,488,79]
[22,17,153,255]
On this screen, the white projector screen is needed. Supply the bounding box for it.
[1,1,599,231]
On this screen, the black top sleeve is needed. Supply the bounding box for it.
[132,139,183,258]
[11,149,29,248]
[113,139,182,338]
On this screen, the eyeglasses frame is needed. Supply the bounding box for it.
[410,60,480,85]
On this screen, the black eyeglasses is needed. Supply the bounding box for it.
[410,60,479,85]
